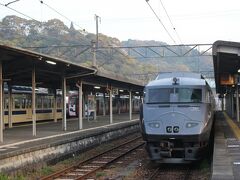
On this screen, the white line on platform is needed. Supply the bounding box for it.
[0,119,139,149]
[228,145,240,148]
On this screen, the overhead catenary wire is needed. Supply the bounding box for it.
[39,0,86,32]
[0,2,39,21]
[4,0,20,6]
[159,0,183,44]
[145,0,176,44]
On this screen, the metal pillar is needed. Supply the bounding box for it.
[62,77,67,131]
[0,61,3,142]
[94,94,97,120]
[129,91,132,120]
[110,89,113,124]
[103,93,106,116]
[2,85,4,130]
[8,83,12,128]
[231,91,234,118]
[236,85,240,122]
[53,89,57,122]
[32,67,36,136]
[78,81,83,130]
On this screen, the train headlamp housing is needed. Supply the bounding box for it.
[186,122,199,128]
[148,122,160,128]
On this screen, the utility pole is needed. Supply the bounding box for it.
[92,14,101,68]
[95,14,101,48]
[91,40,97,68]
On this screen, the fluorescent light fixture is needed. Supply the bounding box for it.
[136,91,139,94]
[238,69,240,73]
[46,60,56,65]
[119,89,124,92]
[94,86,101,89]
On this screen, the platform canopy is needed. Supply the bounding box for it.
[0,44,144,93]
[213,40,240,95]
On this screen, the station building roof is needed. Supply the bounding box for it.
[213,40,240,94]
[0,44,144,93]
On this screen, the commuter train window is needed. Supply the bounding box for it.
[37,96,42,108]
[178,88,202,103]
[4,97,8,109]
[57,97,62,108]
[148,88,173,103]
[14,96,21,109]
[22,98,26,109]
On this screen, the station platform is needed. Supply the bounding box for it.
[212,111,240,180]
[0,113,140,173]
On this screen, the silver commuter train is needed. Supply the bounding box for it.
[140,72,215,163]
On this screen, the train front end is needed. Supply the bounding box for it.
[140,73,214,163]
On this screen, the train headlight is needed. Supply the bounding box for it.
[186,122,199,128]
[148,122,160,128]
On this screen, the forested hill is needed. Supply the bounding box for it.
[0,15,213,82]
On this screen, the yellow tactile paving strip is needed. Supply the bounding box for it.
[223,112,240,140]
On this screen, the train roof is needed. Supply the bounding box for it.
[155,72,203,80]
[147,72,206,87]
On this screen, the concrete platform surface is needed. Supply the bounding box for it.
[212,111,240,180]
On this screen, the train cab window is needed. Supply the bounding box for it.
[178,88,202,103]
[148,88,173,103]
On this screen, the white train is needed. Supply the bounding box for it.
[140,72,215,163]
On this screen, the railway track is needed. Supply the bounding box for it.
[148,165,192,180]
[40,136,144,180]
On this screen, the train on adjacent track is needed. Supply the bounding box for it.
[2,86,141,125]
[140,72,215,163]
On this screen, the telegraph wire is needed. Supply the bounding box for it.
[145,0,176,44]
[39,0,86,32]
[159,0,183,44]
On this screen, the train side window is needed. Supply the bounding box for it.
[43,97,50,108]
[22,98,26,109]
[14,96,21,109]
[27,98,32,108]
[57,97,62,108]
[37,96,43,108]
[4,96,8,109]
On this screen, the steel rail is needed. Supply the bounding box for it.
[40,136,143,180]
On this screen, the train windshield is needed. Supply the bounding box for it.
[147,88,202,104]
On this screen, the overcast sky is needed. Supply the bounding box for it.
[0,0,240,45]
